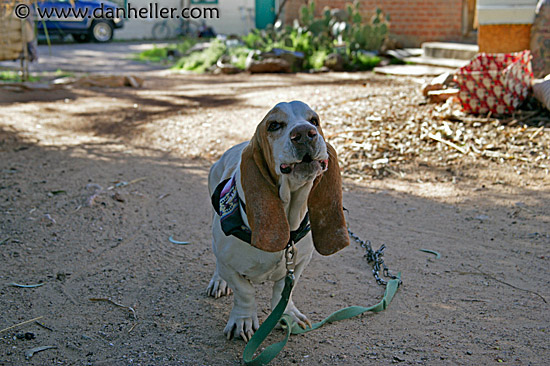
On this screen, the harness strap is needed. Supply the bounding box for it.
[211,177,311,245]
[243,272,401,366]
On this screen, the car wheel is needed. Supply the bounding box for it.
[73,34,90,43]
[90,20,114,42]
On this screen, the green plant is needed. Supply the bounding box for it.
[0,70,40,83]
[389,57,406,65]
[54,69,75,78]
[227,46,252,70]
[134,39,197,63]
[155,1,391,73]
[343,4,389,51]
[134,45,169,63]
[247,0,390,70]
[172,39,226,73]
[242,29,269,51]
[350,52,381,70]
[310,49,329,70]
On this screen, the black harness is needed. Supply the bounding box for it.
[211,176,311,246]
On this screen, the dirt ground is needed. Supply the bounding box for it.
[0,72,549,366]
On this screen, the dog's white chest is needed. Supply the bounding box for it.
[216,230,315,284]
[240,252,287,283]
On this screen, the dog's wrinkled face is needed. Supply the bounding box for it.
[262,101,329,184]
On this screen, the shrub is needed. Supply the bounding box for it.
[227,46,252,70]
[239,0,389,71]
[173,39,226,73]
[134,39,197,63]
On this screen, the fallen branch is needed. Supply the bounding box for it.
[529,126,544,140]
[428,133,467,154]
[459,298,491,303]
[35,321,53,331]
[89,297,137,320]
[384,166,405,178]
[107,177,147,191]
[0,316,44,334]
[458,266,547,304]
[505,110,540,126]
[327,128,373,139]
[127,323,138,333]
[90,297,138,332]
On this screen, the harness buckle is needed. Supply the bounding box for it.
[285,241,297,279]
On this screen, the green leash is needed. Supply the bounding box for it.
[243,240,401,366]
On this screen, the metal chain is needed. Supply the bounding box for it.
[348,229,402,286]
[285,241,297,280]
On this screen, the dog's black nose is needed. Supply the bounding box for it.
[290,124,318,145]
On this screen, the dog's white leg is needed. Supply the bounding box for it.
[270,255,313,329]
[218,265,259,342]
[206,264,232,298]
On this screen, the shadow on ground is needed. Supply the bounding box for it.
[1,126,548,365]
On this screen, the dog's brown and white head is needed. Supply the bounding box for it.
[240,101,349,255]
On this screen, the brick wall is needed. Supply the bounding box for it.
[283,0,465,47]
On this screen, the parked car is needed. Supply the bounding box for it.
[33,0,124,43]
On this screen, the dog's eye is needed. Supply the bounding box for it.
[267,121,282,132]
[309,118,319,126]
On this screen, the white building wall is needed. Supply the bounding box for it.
[477,0,538,25]
[198,0,256,36]
[114,0,256,40]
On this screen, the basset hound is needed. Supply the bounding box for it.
[207,101,349,341]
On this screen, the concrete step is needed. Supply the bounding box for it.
[386,48,423,59]
[386,43,478,71]
[402,55,470,69]
[374,64,455,76]
[422,42,479,60]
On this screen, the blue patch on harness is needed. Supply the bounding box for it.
[211,175,310,246]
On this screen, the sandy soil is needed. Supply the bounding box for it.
[0,72,549,366]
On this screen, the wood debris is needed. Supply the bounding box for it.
[427,88,459,104]
[316,77,550,180]
[0,316,44,334]
[89,297,138,332]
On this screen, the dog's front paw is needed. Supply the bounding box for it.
[284,303,312,330]
[206,275,232,298]
[224,313,259,342]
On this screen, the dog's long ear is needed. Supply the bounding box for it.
[308,142,349,255]
[240,127,290,252]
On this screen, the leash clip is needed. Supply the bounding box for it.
[285,241,297,279]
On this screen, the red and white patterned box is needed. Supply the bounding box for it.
[454,51,533,115]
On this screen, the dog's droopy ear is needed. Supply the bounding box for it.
[308,143,349,255]
[240,130,290,252]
